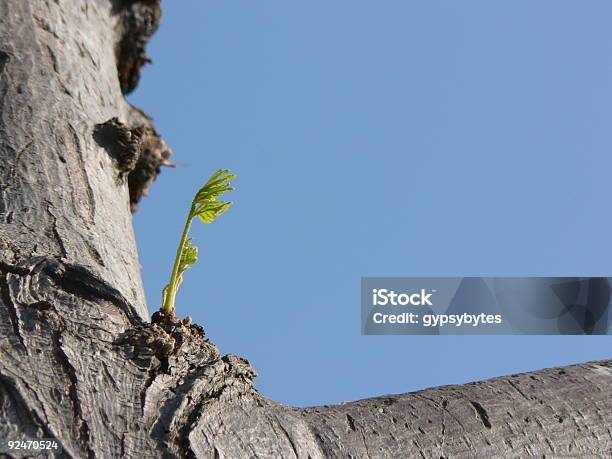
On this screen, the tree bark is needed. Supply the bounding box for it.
[0,1,610,458]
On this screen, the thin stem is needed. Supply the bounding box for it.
[161,201,195,313]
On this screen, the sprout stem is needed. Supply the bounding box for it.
[161,201,195,313]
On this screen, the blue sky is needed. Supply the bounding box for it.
[130,1,612,407]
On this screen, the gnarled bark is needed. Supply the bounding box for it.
[0,1,610,458]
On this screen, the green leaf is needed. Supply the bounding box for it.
[178,238,198,277]
[191,169,235,225]
[197,201,233,224]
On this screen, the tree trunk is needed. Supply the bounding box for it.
[0,1,609,458]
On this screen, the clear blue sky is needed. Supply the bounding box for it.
[130,1,612,407]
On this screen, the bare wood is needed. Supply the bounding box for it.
[0,1,610,458]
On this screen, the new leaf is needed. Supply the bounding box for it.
[161,169,235,314]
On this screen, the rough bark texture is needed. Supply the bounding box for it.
[0,1,610,458]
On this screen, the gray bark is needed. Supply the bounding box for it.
[0,1,610,458]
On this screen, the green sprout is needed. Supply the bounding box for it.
[161,169,236,314]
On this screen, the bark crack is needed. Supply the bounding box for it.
[345,413,357,432]
[45,44,59,74]
[48,260,141,322]
[13,140,33,174]
[359,428,372,459]
[33,15,61,40]
[469,400,492,429]
[67,122,95,226]
[440,400,447,458]
[47,205,69,259]
[6,140,33,190]
[52,330,94,458]
[0,49,9,76]
[507,378,531,401]
[277,419,300,458]
[0,272,27,351]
